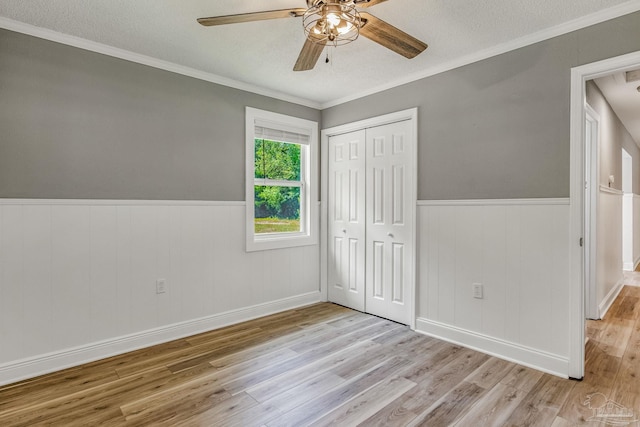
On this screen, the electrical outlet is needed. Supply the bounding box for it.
[472,283,483,299]
[156,279,166,294]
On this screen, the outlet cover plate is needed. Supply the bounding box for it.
[472,283,483,299]
[156,279,166,294]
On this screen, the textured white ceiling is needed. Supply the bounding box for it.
[1,0,640,107]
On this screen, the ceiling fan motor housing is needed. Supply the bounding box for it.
[303,1,361,45]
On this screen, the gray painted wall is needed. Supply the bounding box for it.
[0,29,320,200]
[322,11,640,200]
[3,11,640,201]
[586,80,640,193]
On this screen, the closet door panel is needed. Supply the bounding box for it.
[365,120,414,324]
[327,130,366,311]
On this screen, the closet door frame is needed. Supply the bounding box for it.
[320,108,418,329]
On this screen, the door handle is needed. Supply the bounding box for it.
[387,232,394,238]
[342,229,347,234]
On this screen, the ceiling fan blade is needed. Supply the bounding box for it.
[354,0,389,8]
[359,12,428,59]
[293,37,326,71]
[198,9,306,26]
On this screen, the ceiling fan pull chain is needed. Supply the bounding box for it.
[325,46,335,67]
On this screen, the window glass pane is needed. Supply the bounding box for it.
[254,139,301,181]
[254,185,301,234]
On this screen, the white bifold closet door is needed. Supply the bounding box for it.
[327,119,414,325]
[328,129,367,312]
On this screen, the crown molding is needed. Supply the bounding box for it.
[417,198,570,206]
[320,0,640,109]
[2,0,640,111]
[0,17,322,110]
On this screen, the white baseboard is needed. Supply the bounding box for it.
[599,276,625,319]
[415,318,569,378]
[0,291,321,387]
[624,261,634,271]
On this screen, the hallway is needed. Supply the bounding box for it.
[575,276,640,426]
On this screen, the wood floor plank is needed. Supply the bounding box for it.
[172,392,259,427]
[550,416,583,427]
[357,403,418,427]
[465,357,516,389]
[610,296,640,321]
[3,287,640,427]
[358,347,487,426]
[331,335,453,386]
[373,329,441,362]
[622,318,640,356]
[607,389,640,426]
[209,347,300,379]
[399,342,467,384]
[120,348,298,419]
[581,343,621,389]
[402,348,490,414]
[168,316,384,372]
[116,328,265,377]
[287,316,386,353]
[294,304,360,327]
[325,310,373,328]
[329,342,407,381]
[0,365,121,415]
[98,338,193,377]
[206,323,334,371]
[310,376,416,427]
[453,383,527,427]
[596,318,635,358]
[166,324,303,374]
[611,351,640,396]
[245,339,381,403]
[123,386,232,426]
[261,372,346,414]
[409,381,486,427]
[183,326,265,348]
[0,366,176,426]
[502,374,576,426]
[222,319,402,396]
[265,356,414,427]
[371,324,417,345]
[556,380,612,425]
[499,365,544,393]
[216,401,284,427]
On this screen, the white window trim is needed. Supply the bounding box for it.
[245,107,318,252]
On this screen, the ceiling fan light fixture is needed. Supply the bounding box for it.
[303,1,361,45]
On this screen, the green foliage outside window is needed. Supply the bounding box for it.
[254,139,301,181]
[254,139,302,233]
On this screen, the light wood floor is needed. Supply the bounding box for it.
[1,287,640,427]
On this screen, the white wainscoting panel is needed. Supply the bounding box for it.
[634,195,640,269]
[416,199,571,376]
[597,190,623,318]
[0,200,320,385]
[623,194,634,271]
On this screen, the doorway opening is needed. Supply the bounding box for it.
[570,50,640,379]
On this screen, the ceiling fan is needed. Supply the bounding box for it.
[197,0,428,71]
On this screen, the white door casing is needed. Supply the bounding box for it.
[570,50,640,379]
[327,130,366,311]
[365,121,414,325]
[584,103,599,320]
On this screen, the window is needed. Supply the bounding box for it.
[246,107,318,251]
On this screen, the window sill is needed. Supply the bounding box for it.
[246,232,317,252]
